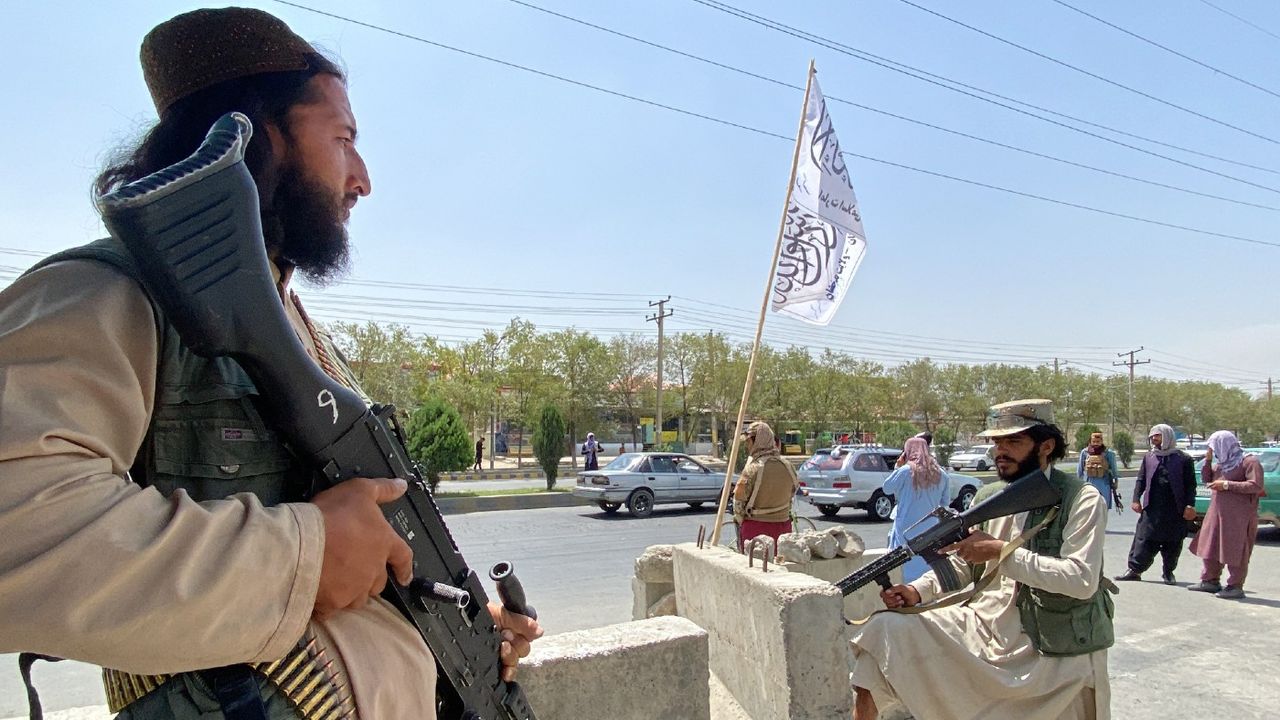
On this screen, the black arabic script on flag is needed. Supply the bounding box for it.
[773,202,837,306]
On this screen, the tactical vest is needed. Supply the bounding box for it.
[1083,452,1109,479]
[1017,470,1115,656]
[29,239,311,503]
[971,470,1115,657]
[27,240,344,718]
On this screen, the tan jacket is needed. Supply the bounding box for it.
[0,260,434,718]
[733,455,799,523]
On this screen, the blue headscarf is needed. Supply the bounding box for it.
[1207,430,1244,473]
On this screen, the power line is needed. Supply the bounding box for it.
[1049,0,1280,100]
[1195,0,1280,44]
[688,0,1280,180]
[895,0,1280,145]
[503,0,1280,213]
[267,2,1280,250]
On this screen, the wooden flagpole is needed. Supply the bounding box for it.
[709,60,816,548]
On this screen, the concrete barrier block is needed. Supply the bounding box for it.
[634,544,675,583]
[520,616,710,720]
[632,576,676,621]
[779,548,902,624]
[672,543,851,720]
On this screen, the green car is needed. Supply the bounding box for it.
[1192,448,1280,529]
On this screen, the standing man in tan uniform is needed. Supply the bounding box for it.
[0,8,539,719]
[733,421,800,551]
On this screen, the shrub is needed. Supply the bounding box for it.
[533,404,567,490]
[1113,431,1134,468]
[405,397,473,492]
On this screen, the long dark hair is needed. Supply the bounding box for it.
[95,53,344,211]
[1027,424,1068,463]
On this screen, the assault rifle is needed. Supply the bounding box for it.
[98,113,536,720]
[835,469,1060,596]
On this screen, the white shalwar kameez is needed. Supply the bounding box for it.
[850,483,1111,720]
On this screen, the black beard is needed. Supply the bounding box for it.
[263,163,351,286]
[996,444,1045,481]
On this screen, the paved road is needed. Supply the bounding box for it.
[9,475,1280,719]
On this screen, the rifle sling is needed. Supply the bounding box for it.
[848,506,1058,626]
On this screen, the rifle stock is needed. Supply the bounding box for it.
[835,469,1060,596]
[98,112,536,720]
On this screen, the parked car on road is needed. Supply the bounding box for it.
[1192,447,1280,530]
[797,446,984,520]
[572,452,731,518]
[949,444,996,472]
[1184,441,1211,463]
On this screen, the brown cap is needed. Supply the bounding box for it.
[141,7,317,115]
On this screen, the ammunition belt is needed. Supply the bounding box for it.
[103,633,354,719]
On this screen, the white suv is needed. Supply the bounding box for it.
[798,446,982,520]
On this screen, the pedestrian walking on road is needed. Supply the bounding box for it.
[582,432,601,471]
[1189,430,1264,599]
[1115,425,1197,585]
[883,437,949,583]
[1078,431,1120,510]
[474,437,485,471]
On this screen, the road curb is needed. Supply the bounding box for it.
[435,492,590,515]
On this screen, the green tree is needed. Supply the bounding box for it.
[404,396,472,492]
[533,404,567,490]
[934,425,957,466]
[1074,423,1102,453]
[1112,430,1135,468]
[329,321,424,411]
[876,420,918,449]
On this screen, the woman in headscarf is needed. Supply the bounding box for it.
[883,436,950,582]
[582,432,601,471]
[1188,430,1265,599]
[1114,424,1197,585]
[733,421,800,551]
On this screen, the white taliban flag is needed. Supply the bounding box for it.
[770,74,866,325]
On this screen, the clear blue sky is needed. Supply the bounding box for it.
[3,0,1278,392]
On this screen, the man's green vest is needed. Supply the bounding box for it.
[971,469,1115,657]
[29,240,323,718]
[30,239,309,503]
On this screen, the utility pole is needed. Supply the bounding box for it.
[1113,347,1150,433]
[1269,377,1273,401]
[1053,358,1060,376]
[647,297,673,449]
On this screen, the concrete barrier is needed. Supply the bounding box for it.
[672,544,852,720]
[434,492,589,515]
[779,548,903,625]
[519,616,710,720]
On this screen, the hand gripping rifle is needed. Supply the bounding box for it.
[835,469,1061,596]
[97,113,537,720]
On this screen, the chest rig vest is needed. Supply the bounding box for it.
[28,240,350,719]
[972,469,1115,657]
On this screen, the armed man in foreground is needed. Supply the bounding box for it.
[0,8,539,718]
[850,400,1114,720]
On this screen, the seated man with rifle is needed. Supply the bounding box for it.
[849,400,1114,720]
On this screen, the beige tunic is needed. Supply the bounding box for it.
[850,482,1111,720]
[0,260,435,718]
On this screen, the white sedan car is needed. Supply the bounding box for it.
[949,444,996,472]
[572,452,732,518]
[799,446,985,520]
